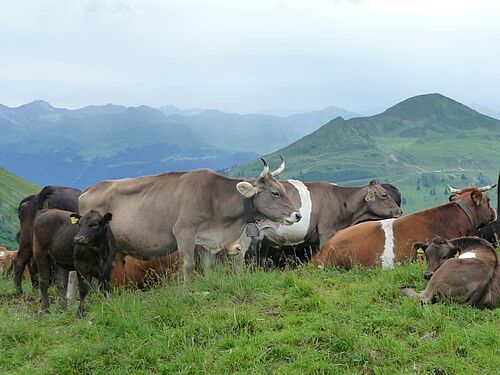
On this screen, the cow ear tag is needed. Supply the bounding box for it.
[416,248,425,261]
[454,251,460,258]
[70,217,79,225]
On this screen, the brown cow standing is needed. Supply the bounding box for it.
[313,185,497,269]
[402,237,499,308]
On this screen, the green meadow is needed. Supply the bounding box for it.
[1,261,499,374]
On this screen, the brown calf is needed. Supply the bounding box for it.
[313,186,496,269]
[111,253,180,288]
[402,237,499,308]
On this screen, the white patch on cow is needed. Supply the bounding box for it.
[274,180,312,245]
[458,251,477,259]
[0,251,5,257]
[379,218,396,269]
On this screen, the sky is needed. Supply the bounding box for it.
[1,0,499,114]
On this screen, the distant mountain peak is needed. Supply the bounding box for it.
[17,100,55,111]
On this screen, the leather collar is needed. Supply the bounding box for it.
[456,199,476,236]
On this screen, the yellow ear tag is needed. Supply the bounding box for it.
[70,217,79,225]
[416,248,425,262]
[454,251,460,258]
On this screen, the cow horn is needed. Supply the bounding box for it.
[447,184,462,194]
[271,155,285,177]
[477,183,497,192]
[260,158,270,177]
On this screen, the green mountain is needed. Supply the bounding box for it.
[0,168,39,248]
[226,94,500,213]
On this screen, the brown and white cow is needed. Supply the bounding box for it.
[79,159,301,282]
[313,185,497,269]
[402,237,499,308]
[244,178,402,264]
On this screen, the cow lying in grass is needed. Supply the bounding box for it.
[312,185,496,269]
[402,237,499,308]
[0,248,18,276]
[33,209,116,318]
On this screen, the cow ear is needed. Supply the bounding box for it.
[365,191,376,202]
[448,194,458,202]
[471,191,483,206]
[70,213,81,225]
[101,212,113,224]
[369,179,377,186]
[412,242,428,253]
[236,182,258,198]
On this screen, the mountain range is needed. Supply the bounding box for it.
[227,94,500,212]
[0,102,355,187]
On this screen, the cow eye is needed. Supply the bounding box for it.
[381,193,388,198]
[271,191,280,198]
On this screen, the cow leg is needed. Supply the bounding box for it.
[173,226,197,283]
[55,266,69,310]
[200,250,213,275]
[66,271,78,302]
[27,258,39,290]
[76,271,92,319]
[35,255,52,312]
[13,248,33,294]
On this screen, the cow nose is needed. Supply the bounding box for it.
[295,212,302,222]
[74,236,85,244]
[423,271,433,280]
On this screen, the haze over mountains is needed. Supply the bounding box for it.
[0,101,356,187]
[227,94,500,212]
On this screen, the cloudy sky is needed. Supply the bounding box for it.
[1,0,499,114]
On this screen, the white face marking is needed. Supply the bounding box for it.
[458,251,477,259]
[379,218,396,269]
[274,180,312,245]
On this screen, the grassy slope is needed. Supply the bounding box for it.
[0,168,39,248]
[226,94,500,213]
[0,263,499,374]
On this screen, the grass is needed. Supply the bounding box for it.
[1,261,499,374]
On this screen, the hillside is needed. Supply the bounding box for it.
[0,168,39,248]
[227,94,500,212]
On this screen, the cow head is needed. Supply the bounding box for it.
[448,185,497,228]
[413,237,461,280]
[71,210,113,245]
[353,180,402,224]
[236,157,301,225]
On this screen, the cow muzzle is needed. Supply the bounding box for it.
[423,271,433,280]
[283,212,302,225]
[73,236,87,245]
